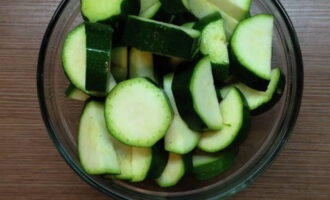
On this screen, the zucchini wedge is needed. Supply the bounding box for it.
[81,0,139,23]
[198,88,250,152]
[156,153,191,187]
[78,101,120,175]
[195,12,230,83]
[163,74,200,154]
[230,14,274,91]
[123,15,201,59]
[220,68,285,114]
[192,147,238,180]
[172,57,223,131]
[131,147,152,182]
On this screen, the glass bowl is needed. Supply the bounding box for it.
[37,0,303,199]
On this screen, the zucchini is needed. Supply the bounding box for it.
[195,13,230,83]
[78,101,120,175]
[220,68,285,114]
[147,140,169,179]
[186,0,239,37]
[156,153,187,187]
[172,57,223,131]
[140,1,162,19]
[192,147,238,180]
[111,137,133,180]
[111,47,128,82]
[209,0,251,21]
[123,15,201,59]
[85,22,113,93]
[198,88,250,152]
[140,0,160,15]
[81,0,139,23]
[230,14,274,91]
[181,22,196,28]
[62,24,116,96]
[131,147,152,182]
[129,48,156,82]
[105,78,173,147]
[65,84,89,101]
[163,74,199,154]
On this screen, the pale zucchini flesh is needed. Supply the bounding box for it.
[78,101,120,175]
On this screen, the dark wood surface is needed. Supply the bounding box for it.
[1,0,329,199]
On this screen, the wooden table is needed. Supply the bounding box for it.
[1,0,329,199]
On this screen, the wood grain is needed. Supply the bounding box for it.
[0,0,329,199]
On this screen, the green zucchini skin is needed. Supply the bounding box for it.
[198,88,250,152]
[229,14,274,91]
[252,70,286,115]
[193,12,222,31]
[85,22,113,93]
[123,16,201,59]
[153,55,177,86]
[229,45,270,91]
[192,147,238,180]
[233,90,251,145]
[172,60,207,131]
[147,140,169,179]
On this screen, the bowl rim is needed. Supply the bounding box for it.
[37,0,304,199]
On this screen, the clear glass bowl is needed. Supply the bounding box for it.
[37,0,303,199]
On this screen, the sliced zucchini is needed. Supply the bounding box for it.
[81,0,139,23]
[156,153,186,187]
[192,147,238,180]
[198,88,250,152]
[220,11,239,37]
[230,14,274,91]
[140,0,160,14]
[131,147,152,182]
[62,23,115,96]
[105,78,173,147]
[147,140,169,179]
[195,13,230,82]
[111,137,132,180]
[209,0,251,21]
[129,48,156,82]
[78,101,120,175]
[85,22,113,93]
[181,22,196,28]
[65,84,89,101]
[111,47,128,82]
[62,24,87,93]
[123,15,201,59]
[186,0,239,37]
[220,68,285,114]
[172,57,223,131]
[140,1,162,18]
[163,74,199,154]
